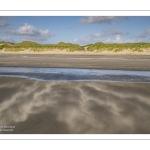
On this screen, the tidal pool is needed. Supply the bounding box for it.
[0,67,150,82]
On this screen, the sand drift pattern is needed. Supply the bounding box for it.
[0,67,150,82]
[0,78,150,134]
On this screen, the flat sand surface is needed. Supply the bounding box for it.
[0,54,150,70]
[0,77,150,134]
[0,53,150,134]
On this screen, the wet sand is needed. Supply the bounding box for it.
[0,77,150,134]
[0,54,150,70]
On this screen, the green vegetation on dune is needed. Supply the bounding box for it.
[52,42,84,52]
[87,42,150,52]
[0,41,150,53]
[0,41,84,52]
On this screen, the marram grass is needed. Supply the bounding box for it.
[0,41,150,52]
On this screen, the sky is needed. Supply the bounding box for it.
[0,16,150,45]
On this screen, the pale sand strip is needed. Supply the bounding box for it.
[1,49,150,55]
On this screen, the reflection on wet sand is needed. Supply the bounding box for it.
[0,77,150,134]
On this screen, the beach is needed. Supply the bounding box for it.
[0,53,150,70]
[0,77,150,134]
[0,53,150,134]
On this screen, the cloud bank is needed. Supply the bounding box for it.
[73,28,128,45]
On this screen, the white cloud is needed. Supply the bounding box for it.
[73,28,128,45]
[113,35,123,43]
[91,28,128,39]
[80,16,127,24]
[11,23,55,42]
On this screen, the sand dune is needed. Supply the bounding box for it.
[1,49,150,55]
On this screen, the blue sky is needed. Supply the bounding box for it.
[0,16,150,45]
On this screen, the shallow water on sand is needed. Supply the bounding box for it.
[0,67,150,82]
[0,77,150,134]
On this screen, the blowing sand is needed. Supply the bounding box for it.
[0,77,150,134]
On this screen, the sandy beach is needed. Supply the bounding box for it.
[0,53,150,134]
[0,53,150,70]
[0,77,150,134]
